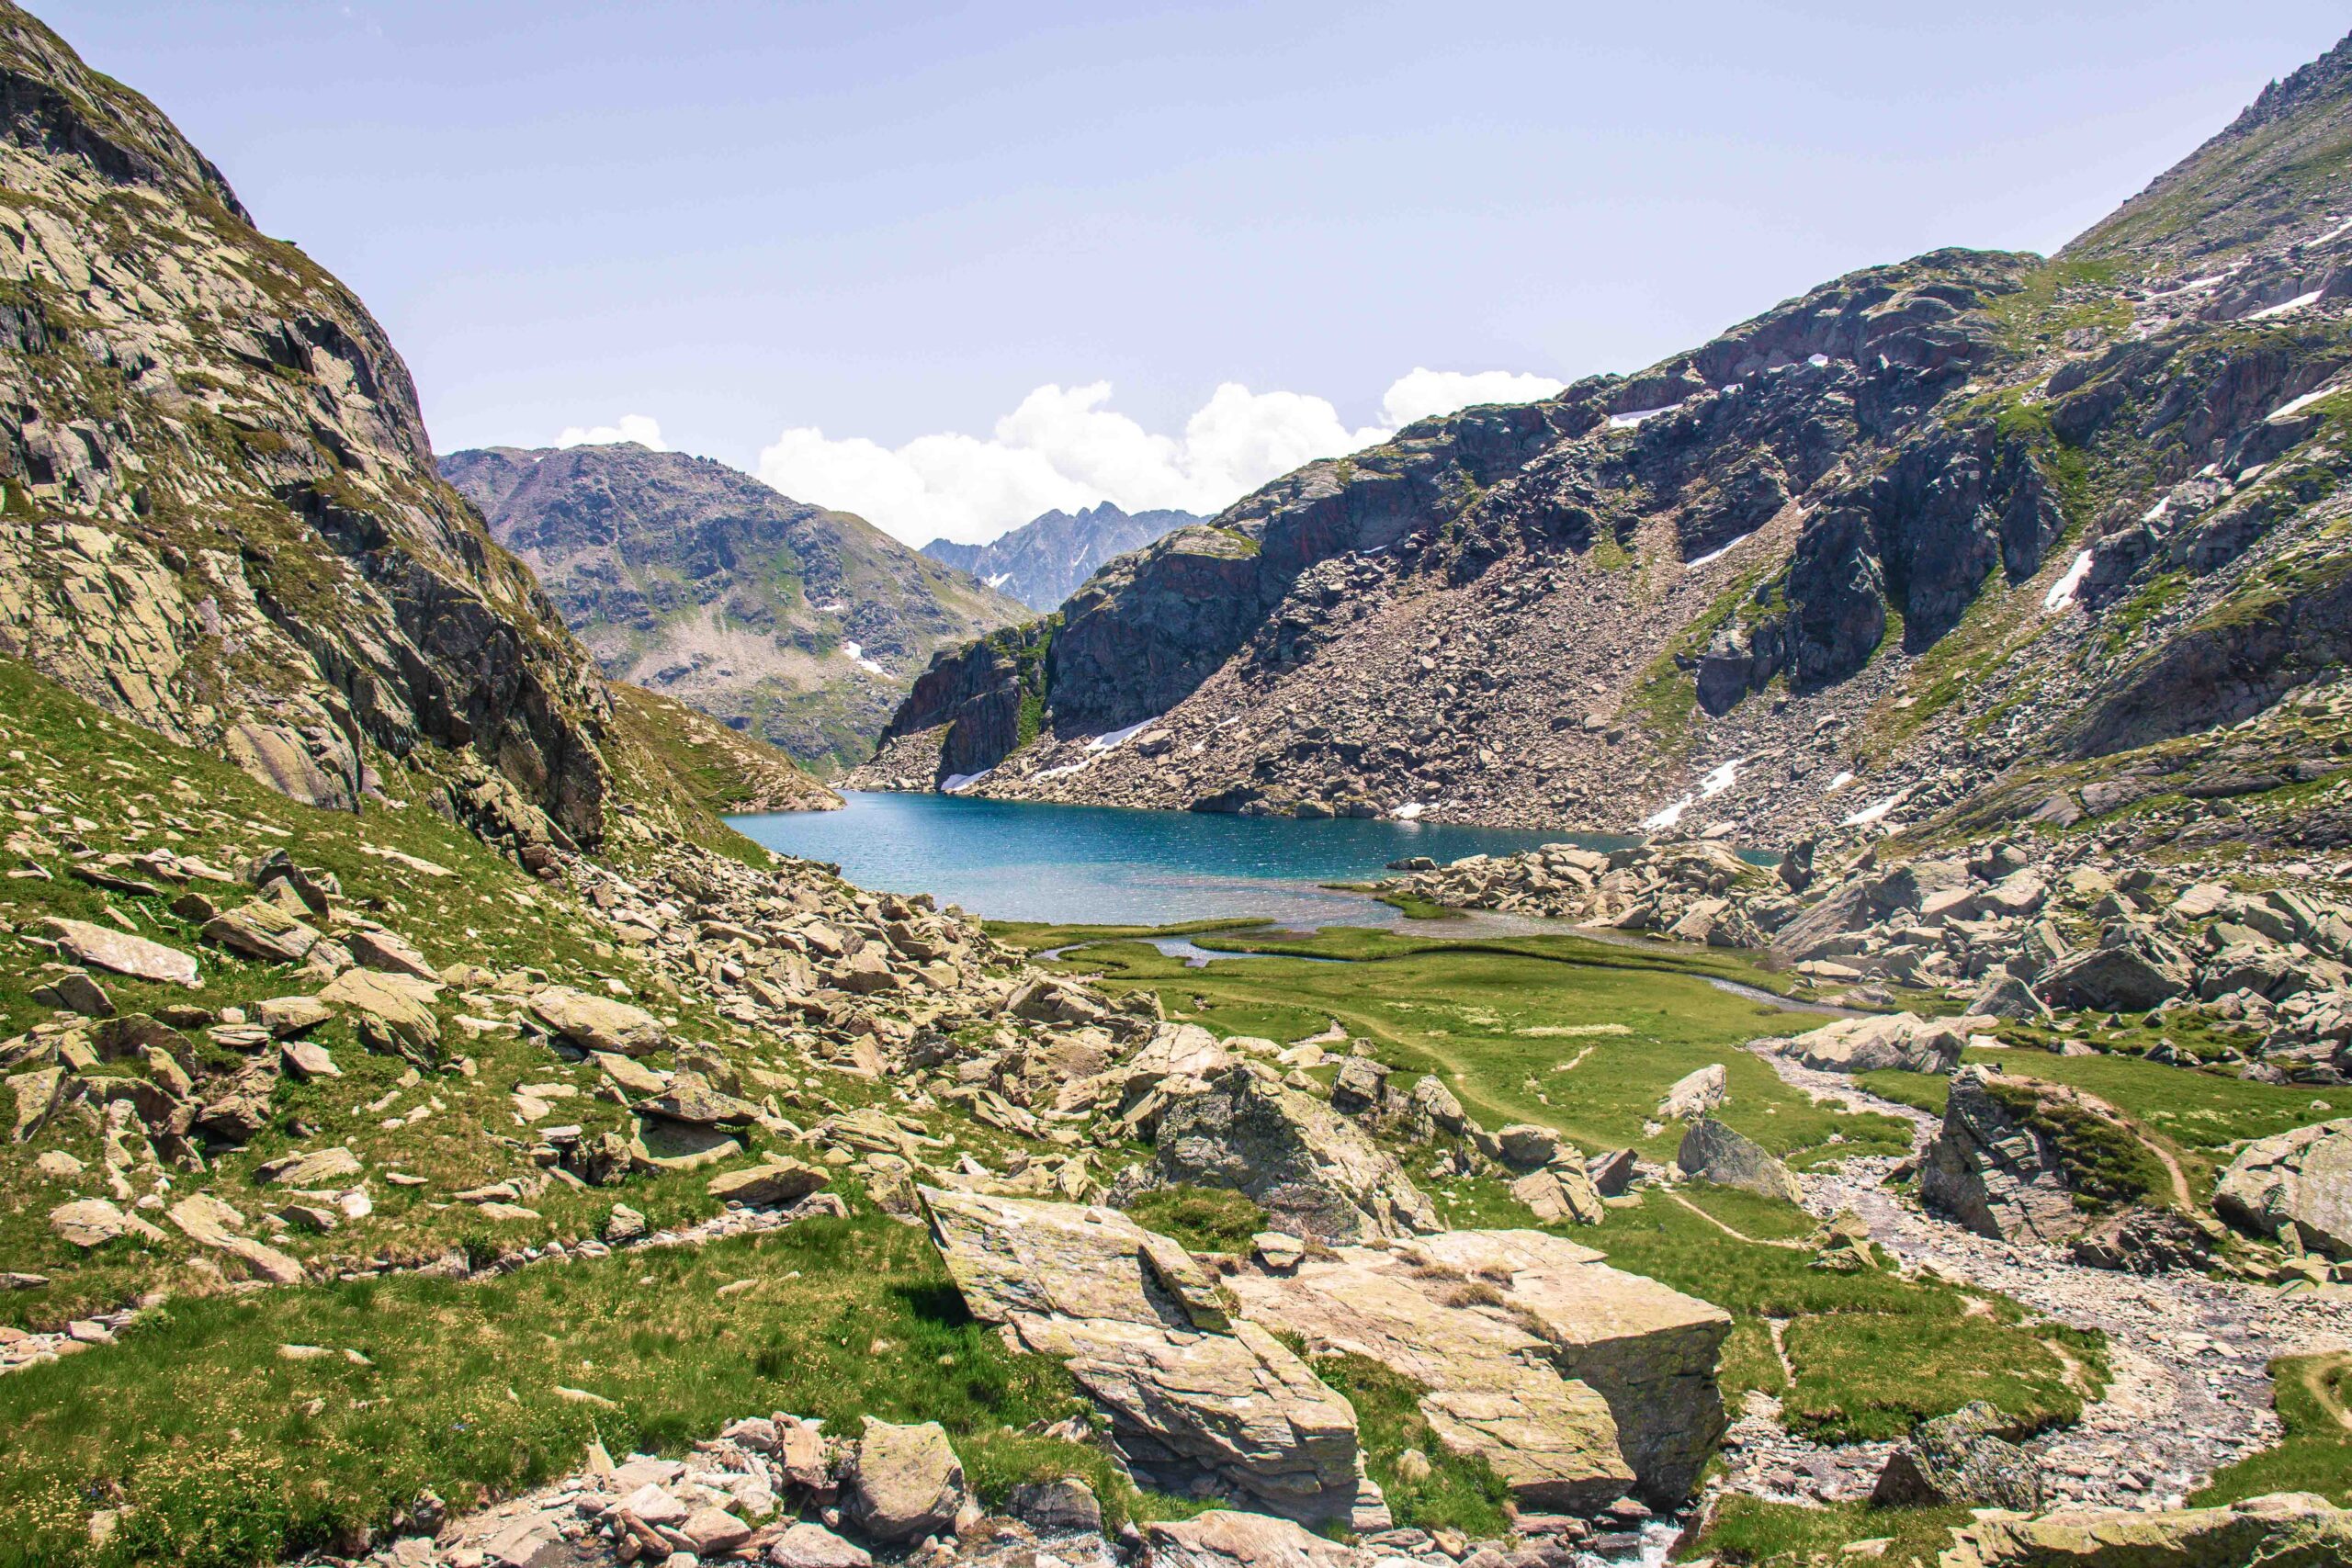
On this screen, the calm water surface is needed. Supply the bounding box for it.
[729,789,1629,927]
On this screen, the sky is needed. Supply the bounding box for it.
[40,1,2352,544]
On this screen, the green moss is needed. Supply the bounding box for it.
[1123,1185,1268,1254]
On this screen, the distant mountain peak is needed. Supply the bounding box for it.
[920,501,1203,612]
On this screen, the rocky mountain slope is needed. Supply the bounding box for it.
[922,502,1203,613]
[444,444,1029,775]
[0,3,841,852]
[863,30,2352,869]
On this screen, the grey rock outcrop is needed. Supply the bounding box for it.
[2214,1117,2352,1258]
[842,1417,966,1542]
[1676,1118,1803,1205]
[1870,1400,2042,1510]
[1922,1066,2097,1245]
[1153,1065,1439,1242]
[1773,1012,1965,1075]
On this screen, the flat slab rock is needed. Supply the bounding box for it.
[1227,1229,1729,1507]
[31,918,198,987]
[920,1186,1386,1529]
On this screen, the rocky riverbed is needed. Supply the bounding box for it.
[1721,1048,2352,1515]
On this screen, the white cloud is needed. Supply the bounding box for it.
[753,368,1561,547]
[1380,367,1566,429]
[555,413,667,450]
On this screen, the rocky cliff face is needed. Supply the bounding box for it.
[922,501,1201,614]
[444,444,1028,775]
[866,31,2352,863]
[0,4,681,847]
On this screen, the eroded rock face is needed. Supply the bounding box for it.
[920,1187,1386,1529]
[1153,1065,1438,1242]
[2214,1117,2352,1257]
[1227,1228,1729,1507]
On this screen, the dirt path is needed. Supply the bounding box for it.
[1666,1190,1809,1250]
[1729,1044,2352,1513]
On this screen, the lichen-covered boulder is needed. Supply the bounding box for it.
[842,1417,965,1542]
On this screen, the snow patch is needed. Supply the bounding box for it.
[1684,533,1754,570]
[984,573,1012,590]
[2142,495,2170,524]
[1840,791,1904,828]
[2043,549,2094,611]
[1639,796,1691,831]
[2267,383,2344,423]
[1825,771,1854,794]
[2250,289,2324,321]
[1608,404,1678,429]
[940,768,992,794]
[1639,757,1745,831]
[1807,353,1830,367]
[812,600,848,614]
[842,640,888,676]
[1390,802,1426,820]
[1087,716,1159,751]
[2313,217,2352,247]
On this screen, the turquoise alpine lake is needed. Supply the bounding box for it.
[727,789,1631,927]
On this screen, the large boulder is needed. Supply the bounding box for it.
[921,1187,1386,1529]
[706,1159,829,1208]
[318,967,442,1062]
[1657,1063,1728,1121]
[528,987,667,1056]
[1154,1066,1439,1242]
[1869,1400,2041,1510]
[201,900,325,964]
[31,919,198,987]
[842,1417,966,1542]
[1921,1066,2120,1245]
[2213,1117,2352,1258]
[1774,1012,1965,1075]
[2035,941,2190,1011]
[1677,1118,1803,1205]
[1939,1492,2352,1568]
[1227,1228,1729,1507]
